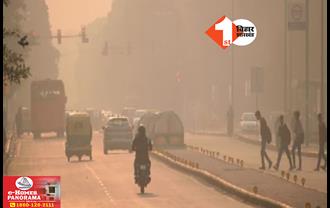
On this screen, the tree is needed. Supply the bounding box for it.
[3,0,31,86]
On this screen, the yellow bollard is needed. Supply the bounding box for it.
[301,178,306,186]
[304,202,311,208]
[293,175,298,183]
[253,186,258,194]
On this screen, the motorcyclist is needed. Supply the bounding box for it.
[131,125,152,184]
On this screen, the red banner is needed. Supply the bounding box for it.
[3,176,61,208]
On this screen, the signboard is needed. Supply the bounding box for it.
[251,67,263,93]
[3,176,61,208]
[288,0,306,30]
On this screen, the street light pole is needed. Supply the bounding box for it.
[284,0,288,114]
[231,0,235,134]
[320,0,326,117]
[305,0,309,146]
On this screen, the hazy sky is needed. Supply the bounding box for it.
[44,0,112,108]
[45,0,112,34]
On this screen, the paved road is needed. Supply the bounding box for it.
[6,132,255,208]
[185,133,327,193]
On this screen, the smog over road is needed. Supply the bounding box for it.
[3,0,327,208]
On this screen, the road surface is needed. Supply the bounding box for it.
[185,132,327,193]
[6,132,255,208]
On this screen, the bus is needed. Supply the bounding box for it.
[31,79,67,138]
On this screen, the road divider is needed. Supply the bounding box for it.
[152,149,293,208]
[188,131,319,158]
[186,145,245,168]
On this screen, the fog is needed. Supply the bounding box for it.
[6,0,327,141]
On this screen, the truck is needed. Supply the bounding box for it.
[30,79,67,138]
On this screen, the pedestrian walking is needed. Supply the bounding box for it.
[291,111,304,170]
[274,115,281,150]
[255,110,272,170]
[273,115,293,171]
[315,113,327,171]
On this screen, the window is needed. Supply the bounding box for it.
[108,118,129,127]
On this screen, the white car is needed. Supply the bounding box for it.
[240,112,259,132]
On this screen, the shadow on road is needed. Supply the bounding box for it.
[107,151,130,155]
[137,192,158,198]
[68,159,93,163]
[33,136,65,141]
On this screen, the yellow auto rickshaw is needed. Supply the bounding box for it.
[65,112,92,162]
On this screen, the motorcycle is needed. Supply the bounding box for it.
[135,163,151,194]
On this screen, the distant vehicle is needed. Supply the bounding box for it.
[132,109,148,129]
[30,79,67,138]
[101,110,113,126]
[103,116,133,154]
[122,107,136,125]
[86,108,102,130]
[133,109,159,130]
[239,112,259,132]
[138,111,184,147]
[20,107,31,135]
[65,112,92,162]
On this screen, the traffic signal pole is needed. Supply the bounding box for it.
[53,27,89,44]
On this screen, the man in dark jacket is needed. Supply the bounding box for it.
[291,111,304,170]
[315,113,327,171]
[131,125,152,183]
[255,111,272,170]
[273,115,293,171]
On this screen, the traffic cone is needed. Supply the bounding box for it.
[304,202,311,208]
[286,172,290,181]
[253,186,258,194]
[293,175,298,183]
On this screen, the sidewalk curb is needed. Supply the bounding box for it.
[3,133,16,175]
[235,134,319,158]
[189,131,319,158]
[151,150,293,208]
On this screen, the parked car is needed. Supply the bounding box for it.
[239,112,259,133]
[103,116,133,154]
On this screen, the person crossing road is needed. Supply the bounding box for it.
[273,115,293,171]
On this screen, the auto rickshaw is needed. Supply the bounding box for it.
[65,112,92,162]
